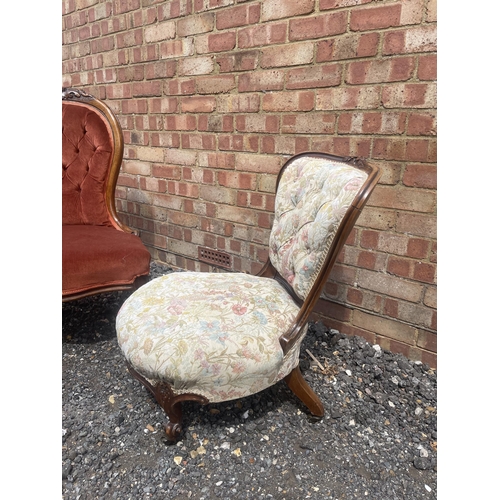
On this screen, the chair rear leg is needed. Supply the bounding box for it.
[284,366,324,417]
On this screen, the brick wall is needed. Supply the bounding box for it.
[62,0,437,368]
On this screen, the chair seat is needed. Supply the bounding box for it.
[116,272,307,402]
[62,224,151,296]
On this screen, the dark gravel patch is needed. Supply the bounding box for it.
[62,262,437,499]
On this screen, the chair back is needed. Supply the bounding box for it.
[62,88,124,228]
[268,153,380,308]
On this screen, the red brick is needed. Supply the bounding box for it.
[260,136,310,155]
[177,12,214,36]
[114,0,141,15]
[369,185,435,212]
[235,115,279,134]
[286,64,342,89]
[262,91,314,112]
[261,42,315,68]
[314,136,370,158]
[117,65,144,82]
[406,139,432,162]
[181,132,217,150]
[387,256,412,278]
[159,0,192,20]
[196,75,235,94]
[347,288,363,306]
[219,134,259,152]
[152,165,182,179]
[207,32,237,52]
[238,23,287,49]
[282,113,335,134]
[216,94,260,113]
[338,112,406,135]
[384,298,399,318]
[151,132,180,148]
[318,32,380,62]
[407,112,437,136]
[145,61,177,80]
[165,115,197,131]
[384,26,437,55]
[203,153,235,171]
[357,250,377,269]
[198,115,234,133]
[289,12,347,41]
[122,99,148,114]
[383,31,405,55]
[418,54,437,81]
[403,164,437,189]
[236,153,281,174]
[148,97,178,114]
[314,300,353,323]
[431,242,438,263]
[62,0,77,15]
[262,0,315,21]
[132,81,162,96]
[90,36,114,53]
[396,213,437,239]
[238,70,285,92]
[216,51,259,73]
[406,238,431,259]
[317,86,380,110]
[319,0,371,10]
[380,139,422,162]
[413,262,436,283]
[160,39,194,59]
[135,115,162,130]
[131,46,158,63]
[347,57,415,84]
[350,4,401,31]
[116,28,143,48]
[216,4,260,29]
[382,83,436,108]
[180,96,216,113]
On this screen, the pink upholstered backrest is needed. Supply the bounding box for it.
[62,101,114,225]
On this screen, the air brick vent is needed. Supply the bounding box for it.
[198,246,232,269]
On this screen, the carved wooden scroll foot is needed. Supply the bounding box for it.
[125,361,209,441]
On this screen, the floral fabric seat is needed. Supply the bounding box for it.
[117,272,306,402]
[116,152,381,441]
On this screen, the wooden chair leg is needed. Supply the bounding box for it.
[284,366,324,417]
[125,361,208,441]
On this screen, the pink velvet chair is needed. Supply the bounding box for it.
[62,88,151,302]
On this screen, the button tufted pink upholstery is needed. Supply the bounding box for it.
[62,88,151,301]
[62,102,114,226]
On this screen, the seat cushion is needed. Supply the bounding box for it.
[62,224,151,296]
[116,272,307,403]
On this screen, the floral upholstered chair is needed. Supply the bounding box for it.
[62,88,151,302]
[116,152,381,440]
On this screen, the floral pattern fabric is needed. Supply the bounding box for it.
[269,156,368,300]
[116,272,307,402]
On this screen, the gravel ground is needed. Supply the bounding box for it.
[62,262,437,500]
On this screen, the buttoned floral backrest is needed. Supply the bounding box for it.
[269,154,368,301]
